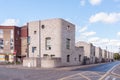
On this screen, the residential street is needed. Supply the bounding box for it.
[0,61,119,80]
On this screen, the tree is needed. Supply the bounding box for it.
[114,53,120,60]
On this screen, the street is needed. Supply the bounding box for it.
[73,61,119,72]
[0,61,119,80]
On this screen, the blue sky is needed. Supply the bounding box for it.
[0,0,120,52]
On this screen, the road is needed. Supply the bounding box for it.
[73,61,120,72]
[0,61,119,80]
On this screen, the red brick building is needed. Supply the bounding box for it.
[20,25,28,61]
[0,26,21,62]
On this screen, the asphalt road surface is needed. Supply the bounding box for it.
[0,61,119,80]
[73,61,120,72]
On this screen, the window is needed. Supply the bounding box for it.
[0,29,3,38]
[66,38,70,49]
[10,30,13,39]
[0,46,3,49]
[0,29,3,34]
[34,31,37,34]
[43,54,48,57]
[17,31,19,35]
[79,55,81,62]
[0,39,3,45]
[10,39,14,50]
[50,54,55,57]
[0,39,4,50]
[27,36,30,44]
[32,47,37,53]
[67,55,70,62]
[45,37,51,50]
[67,25,70,30]
[41,25,45,29]
[10,46,13,50]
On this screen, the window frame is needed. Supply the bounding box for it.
[66,38,70,49]
[32,47,37,53]
[67,55,70,62]
[45,37,51,50]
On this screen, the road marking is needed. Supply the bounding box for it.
[105,76,110,80]
[91,72,102,76]
[99,63,120,80]
[79,73,91,80]
[112,78,116,80]
[111,69,120,78]
[58,72,92,80]
[58,73,80,80]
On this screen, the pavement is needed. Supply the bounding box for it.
[0,63,106,71]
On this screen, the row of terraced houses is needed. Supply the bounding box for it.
[0,18,114,68]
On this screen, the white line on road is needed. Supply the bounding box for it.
[112,78,116,80]
[99,63,120,80]
[79,73,91,80]
[105,76,110,80]
[58,73,80,80]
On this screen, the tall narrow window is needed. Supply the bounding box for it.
[32,47,36,53]
[27,36,30,44]
[41,25,45,29]
[67,55,70,62]
[0,39,3,50]
[0,30,4,50]
[17,31,20,35]
[66,38,70,49]
[10,30,13,39]
[0,29,3,38]
[45,37,51,50]
[10,39,14,50]
[67,25,70,30]
[79,55,81,62]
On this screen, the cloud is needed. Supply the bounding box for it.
[89,0,102,6]
[1,19,19,26]
[88,37,120,52]
[81,31,96,37]
[117,32,120,36]
[89,12,120,24]
[88,37,100,43]
[89,38,120,46]
[80,0,86,6]
[109,39,120,46]
[79,26,87,32]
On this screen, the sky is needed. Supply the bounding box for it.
[0,0,120,52]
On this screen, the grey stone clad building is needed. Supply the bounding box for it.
[23,18,84,68]
[76,41,96,64]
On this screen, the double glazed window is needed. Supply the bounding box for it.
[45,37,51,50]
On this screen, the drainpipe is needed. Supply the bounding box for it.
[39,20,41,67]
